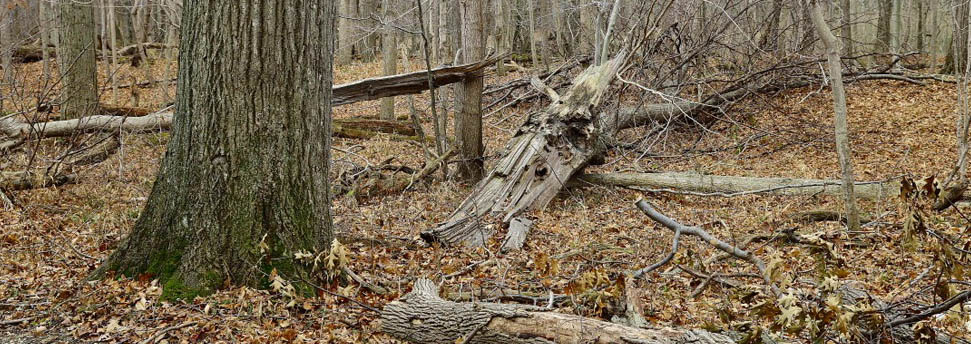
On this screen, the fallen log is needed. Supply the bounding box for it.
[98,104,155,117]
[2,111,420,143]
[572,172,900,200]
[0,170,76,191]
[380,278,735,344]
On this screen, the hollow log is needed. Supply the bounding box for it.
[380,278,735,344]
[572,172,900,200]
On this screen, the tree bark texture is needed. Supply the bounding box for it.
[810,0,860,231]
[380,0,397,120]
[57,0,100,119]
[455,0,485,181]
[877,0,893,54]
[380,278,735,344]
[95,0,337,300]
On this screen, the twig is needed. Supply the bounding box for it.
[138,321,198,344]
[886,290,971,327]
[0,316,36,325]
[342,265,389,295]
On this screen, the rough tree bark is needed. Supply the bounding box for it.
[57,0,100,119]
[380,278,735,344]
[809,0,860,231]
[93,0,337,300]
[840,0,853,56]
[455,0,485,181]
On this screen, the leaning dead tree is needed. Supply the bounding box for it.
[380,278,735,344]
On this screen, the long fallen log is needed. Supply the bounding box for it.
[573,172,900,200]
[2,112,418,142]
[380,278,735,344]
[0,170,77,191]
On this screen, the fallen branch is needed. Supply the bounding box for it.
[0,170,77,191]
[634,200,780,296]
[574,173,900,200]
[138,321,198,344]
[380,278,735,344]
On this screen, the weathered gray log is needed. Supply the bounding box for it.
[331,54,505,106]
[380,278,735,344]
[573,172,900,200]
[420,54,628,247]
[0,170,77,191]
[837,283,971,344]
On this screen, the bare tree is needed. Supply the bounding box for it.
[380,0,397,120]
[809,0,860,231]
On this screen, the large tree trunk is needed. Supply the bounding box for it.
[421,54,627,248]
[57,0,100,119]
[94,0,337,300]
[380,278,735,344]
[810,0,860,231]
[455,0,485,181]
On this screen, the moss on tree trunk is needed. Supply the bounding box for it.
[94,0,337,300]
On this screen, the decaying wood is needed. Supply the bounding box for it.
[337,148,457,200]
[573,172,900,200]
[421,53,628,247]
[380,278,735,344]
[789,209,873,224]
[331,54,505,106]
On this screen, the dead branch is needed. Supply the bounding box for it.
[634,199,780,296]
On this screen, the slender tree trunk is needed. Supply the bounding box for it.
[841,0,853,56]
[429,0,440,64]
[944,0,969,74]
[455,0,485,181]
[893,0,903,53]
[809,0,860,232]
[494,0,505,76]
[1,1,14,85]
[39,1,50,81]
[380,0,397,120]
[58,0,100,119]
[95,0,337,300]
[337,0,356,65]
[877,0,892,54]
[108,0,119,103]
[579,0,596,56]
[528,0,538,67]
[917,0,926,53]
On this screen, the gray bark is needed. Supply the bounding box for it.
[455,0,485,181]
[57,0,100,119]
[573,172,899,200]
[421,53,627,247]
[810,0,860,231]
[380,278,735,344]
[94,0,337,299]
[379,0,397,120]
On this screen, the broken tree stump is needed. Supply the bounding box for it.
[380,278,735,344]
[420,53,628,249]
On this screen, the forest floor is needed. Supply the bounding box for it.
[2,56,970,343]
